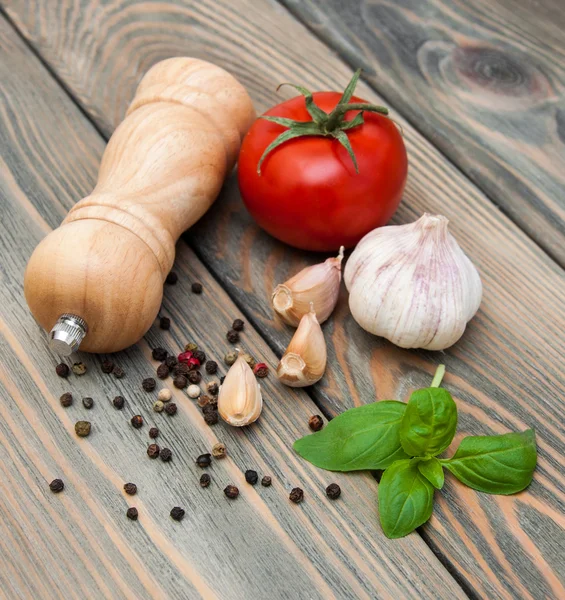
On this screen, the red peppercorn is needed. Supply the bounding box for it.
[186,357,201,370]
[178,351,193,363]
[254,363,269,378]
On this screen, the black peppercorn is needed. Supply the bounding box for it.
[207,382,219,396]
[289,487,304,504]
[173,375,188,389]
[205,360,218,374]
[149,427,159,439]
[308,415,324,432]
[142,377,156,392]
[156,363,169,379]
[49,478,64,493]
[245,470,258,485]
[131,415,143,429]
[60,392,73,408]
[165,402,177,416]
[187,370,201,384]
[101,359,114,374]
[147,444,160,459]
[165,271,178,285]
[55,363,70,378]
[199,473,211,488]
[173,363,190,377]
[196,453,211,468]
[113,366,125,379]
[193,350,206,364]
[124,483,137,495]
[232,318,244,331]
[160,316,171,330]
[226,329,239,343]
[152,347,168,361]
[165,355,178,369]
[326,483,341,500]
[203,410,219,426]
[75,421,91,437]
[160,448,172,462]
[224,485,239,499]
[261,476,272,487]
[82,397,94,409]
[126,507,138,521]
[170,507,185,521]
[113,395,125,410]
[191,282,203,294]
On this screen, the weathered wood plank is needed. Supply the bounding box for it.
[278,0,565,266]
[0,15,465,600]
[2,1,565,598]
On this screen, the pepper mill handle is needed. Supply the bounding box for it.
[24,57,255,354]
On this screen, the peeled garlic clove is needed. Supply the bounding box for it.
[344,214,482,351]
[272,247,344,326]
[277,305,327,387]
[218,351,262,426]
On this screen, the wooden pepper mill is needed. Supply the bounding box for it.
[24,57,255,355]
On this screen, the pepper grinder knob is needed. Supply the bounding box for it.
[49,314,88,356]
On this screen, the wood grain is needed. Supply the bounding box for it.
[2,1,565,598]
[279,0,565,266]
[0,15,465,600]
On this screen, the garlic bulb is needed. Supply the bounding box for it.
[218,350,263,426]
[272,247,344,326]
[277,304,327,387]
[344,214,482,350]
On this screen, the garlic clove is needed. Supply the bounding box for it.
[277,304,327,387]
[272,247,344,326]
[344,214,482,351]
[218,350,263,426]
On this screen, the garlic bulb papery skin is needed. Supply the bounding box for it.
[277,305,327,387]
[344,214,482,350]
[218,351,263,426]
[272,247,344,327]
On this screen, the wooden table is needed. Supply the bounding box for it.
[0,1,563,598]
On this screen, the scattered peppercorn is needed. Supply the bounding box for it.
[187,371,201,385]
[72,362,87,376]
[196,453,211,468]
[49,478,64,493]
[152,347,168,361]
[289,487,304,504]
[243,354,256,369]
[101,359,114,374]
[193,350,206,364]
[197,394,211,407]
[113,366,125,379]
[184,342,198,353]
[173,363,190,377]
[155,363,169,380]
[170,507,185,521]
[224,351,238,366]
[308,415,324,432]
[56,363,70,378]
[226,329,239,343]
[160,317,171,330]
[326,483,341,499]
[204,360,218,375]
[142,377,156,392]
[254,363,269,378]
[232,318,244,331]
[191,282,203,294]
[173,375,188,389]
[160,448,172,462]
[124,483,137,495]
[203,410,219,425]
[261,476,272,487]
[75,421,91,437]
[212,443,226,459]
[158,388,172,402]
[113,395,125,410]
[224,485,239,499]
[165,402,177,416]
[207,382,219,396]
[165,355,178,369]
[165,271,178,285]
[149,427,159,439]
[153,400,164,413]
[199,473,211,487]
[186,357,200,370]
[82,397,94,409]
[60,392,73,408]
[187,384,201,399]
[147,444,160,459]
[245,470,258,485]
[131,415,144,429]
[126,507,138,521]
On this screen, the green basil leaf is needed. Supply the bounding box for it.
[442,430,537,494]
[417,458,445,489]
[400,388,457,457]
[293,401,409,471]
[378,459,435,539]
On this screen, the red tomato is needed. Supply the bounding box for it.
[238,92,408,252]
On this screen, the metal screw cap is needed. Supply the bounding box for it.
[49,314,88,356]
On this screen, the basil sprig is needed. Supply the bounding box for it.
[293,365,537,539]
